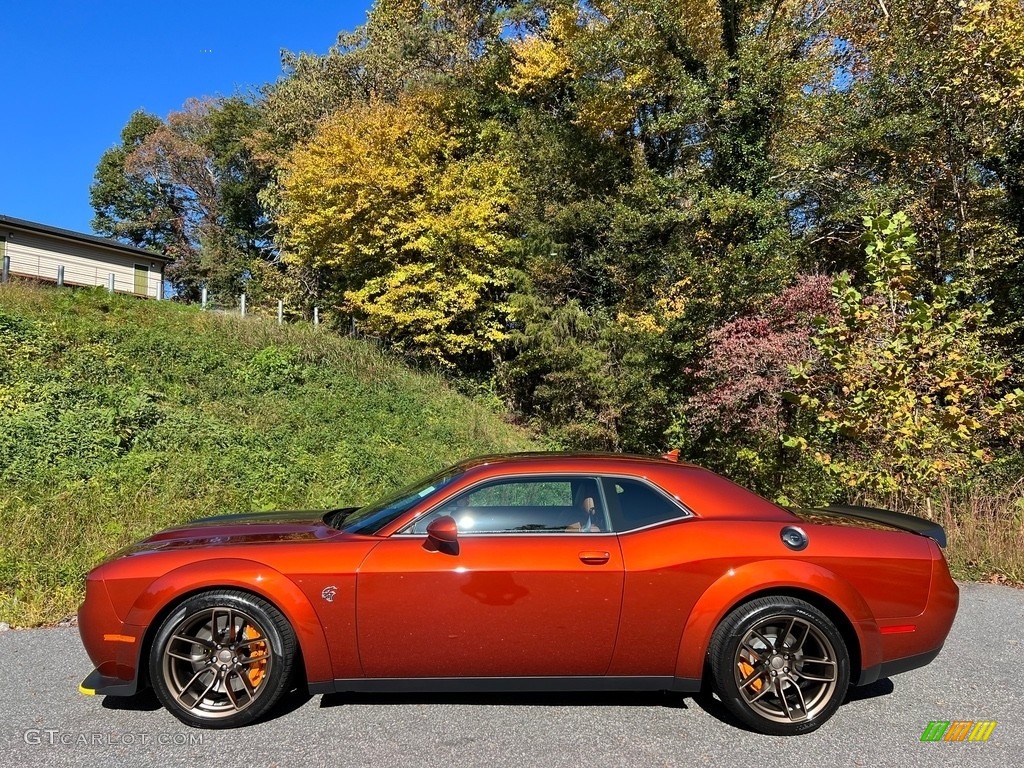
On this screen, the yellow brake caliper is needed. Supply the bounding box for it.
[243,626,268,688]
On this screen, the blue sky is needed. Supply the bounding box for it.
[0,1,374,234]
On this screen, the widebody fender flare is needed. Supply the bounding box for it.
[673,560,882,681]
[124,558,334,685]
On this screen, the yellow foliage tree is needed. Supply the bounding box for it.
[273,90,519,365]
[504,0,731,134]
[505,7,577,97]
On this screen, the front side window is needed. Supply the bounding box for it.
[404,476,609,534]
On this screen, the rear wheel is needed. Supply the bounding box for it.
[149,590,296,728]
[709,596,850,736]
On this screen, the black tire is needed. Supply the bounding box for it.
[709,596,850,736]
[148,590,297,728]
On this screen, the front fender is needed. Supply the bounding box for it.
[124,558,333,686]
[672,560,882,681]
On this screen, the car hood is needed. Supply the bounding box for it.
[116,508,359,555]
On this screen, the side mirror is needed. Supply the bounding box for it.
[426,515,459,545]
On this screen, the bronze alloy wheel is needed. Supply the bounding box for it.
[710,596,851,736]
[149,590,296,728]
[733,614,839,723]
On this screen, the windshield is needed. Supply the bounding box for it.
[336,465,465,535]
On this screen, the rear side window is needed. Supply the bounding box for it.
[610,478,688,531]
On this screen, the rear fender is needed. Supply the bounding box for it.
[673,560,881,681]
[124,558,333,686]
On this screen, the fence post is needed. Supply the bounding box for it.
[277,300,283,326]
[240,293,246,317]
[2,254,10,284]
[57,265,65,287]
[201,286,208,310]
[108,273,115,293]
[313,307,320,327]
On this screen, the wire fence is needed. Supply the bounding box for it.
[196,288,331,331]
[1,256,364,335]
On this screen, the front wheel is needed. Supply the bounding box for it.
[149,590,297,728]
[709,596,850,736]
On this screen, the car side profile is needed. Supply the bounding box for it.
[78,452,959,735]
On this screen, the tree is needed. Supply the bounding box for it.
[786,212,1023,503]
[491,0,831,452]
[498,294,623,449]
[683,275,837,495]
[90,111,176,252]
[257,0,523,158]
[273,90,519,367]
[119,97,272,300]
[790,1,1024,372]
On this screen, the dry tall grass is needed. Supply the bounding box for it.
[938,483,1024,585]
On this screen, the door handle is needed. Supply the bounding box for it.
[578,551,610,565]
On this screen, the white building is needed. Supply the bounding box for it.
[0,214,170,298]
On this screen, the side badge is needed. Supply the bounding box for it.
[321,585,337,603]
[780,526,808,551]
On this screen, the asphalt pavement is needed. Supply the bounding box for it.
[1,581,1021,768]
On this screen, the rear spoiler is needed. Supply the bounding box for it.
[809,504,947,549]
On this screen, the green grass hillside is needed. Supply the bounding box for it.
[0,283,537,626]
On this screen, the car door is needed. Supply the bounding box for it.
[600,476,706,678]
[355,475,625,679]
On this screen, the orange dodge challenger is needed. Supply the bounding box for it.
[78,452,958,735]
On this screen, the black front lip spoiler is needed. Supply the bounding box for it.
[79,668,139,697]
[807,504,947,548]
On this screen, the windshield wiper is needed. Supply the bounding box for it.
[325,507,359,529]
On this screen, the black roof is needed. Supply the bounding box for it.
[453,451,692,469]
[0,214,172,263]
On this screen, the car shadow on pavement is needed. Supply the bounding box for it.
[843,677,895,702]
[101,688,161,712]
[685,689,754,732]
[257,686,315,723]
[99,685,314,725]
[97,679,895,727]
[683,677,897,734]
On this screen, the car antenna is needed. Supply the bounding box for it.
[660,449,680,462]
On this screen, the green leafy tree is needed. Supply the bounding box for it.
[493,0,826,451]
[499,295,623,449]
[787,212,1024,503]
[120,97,273,300]
[90,111,177,251]
[793,1,1024,372]
[257,0,523,158]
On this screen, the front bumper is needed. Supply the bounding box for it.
[77,576,145,697]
